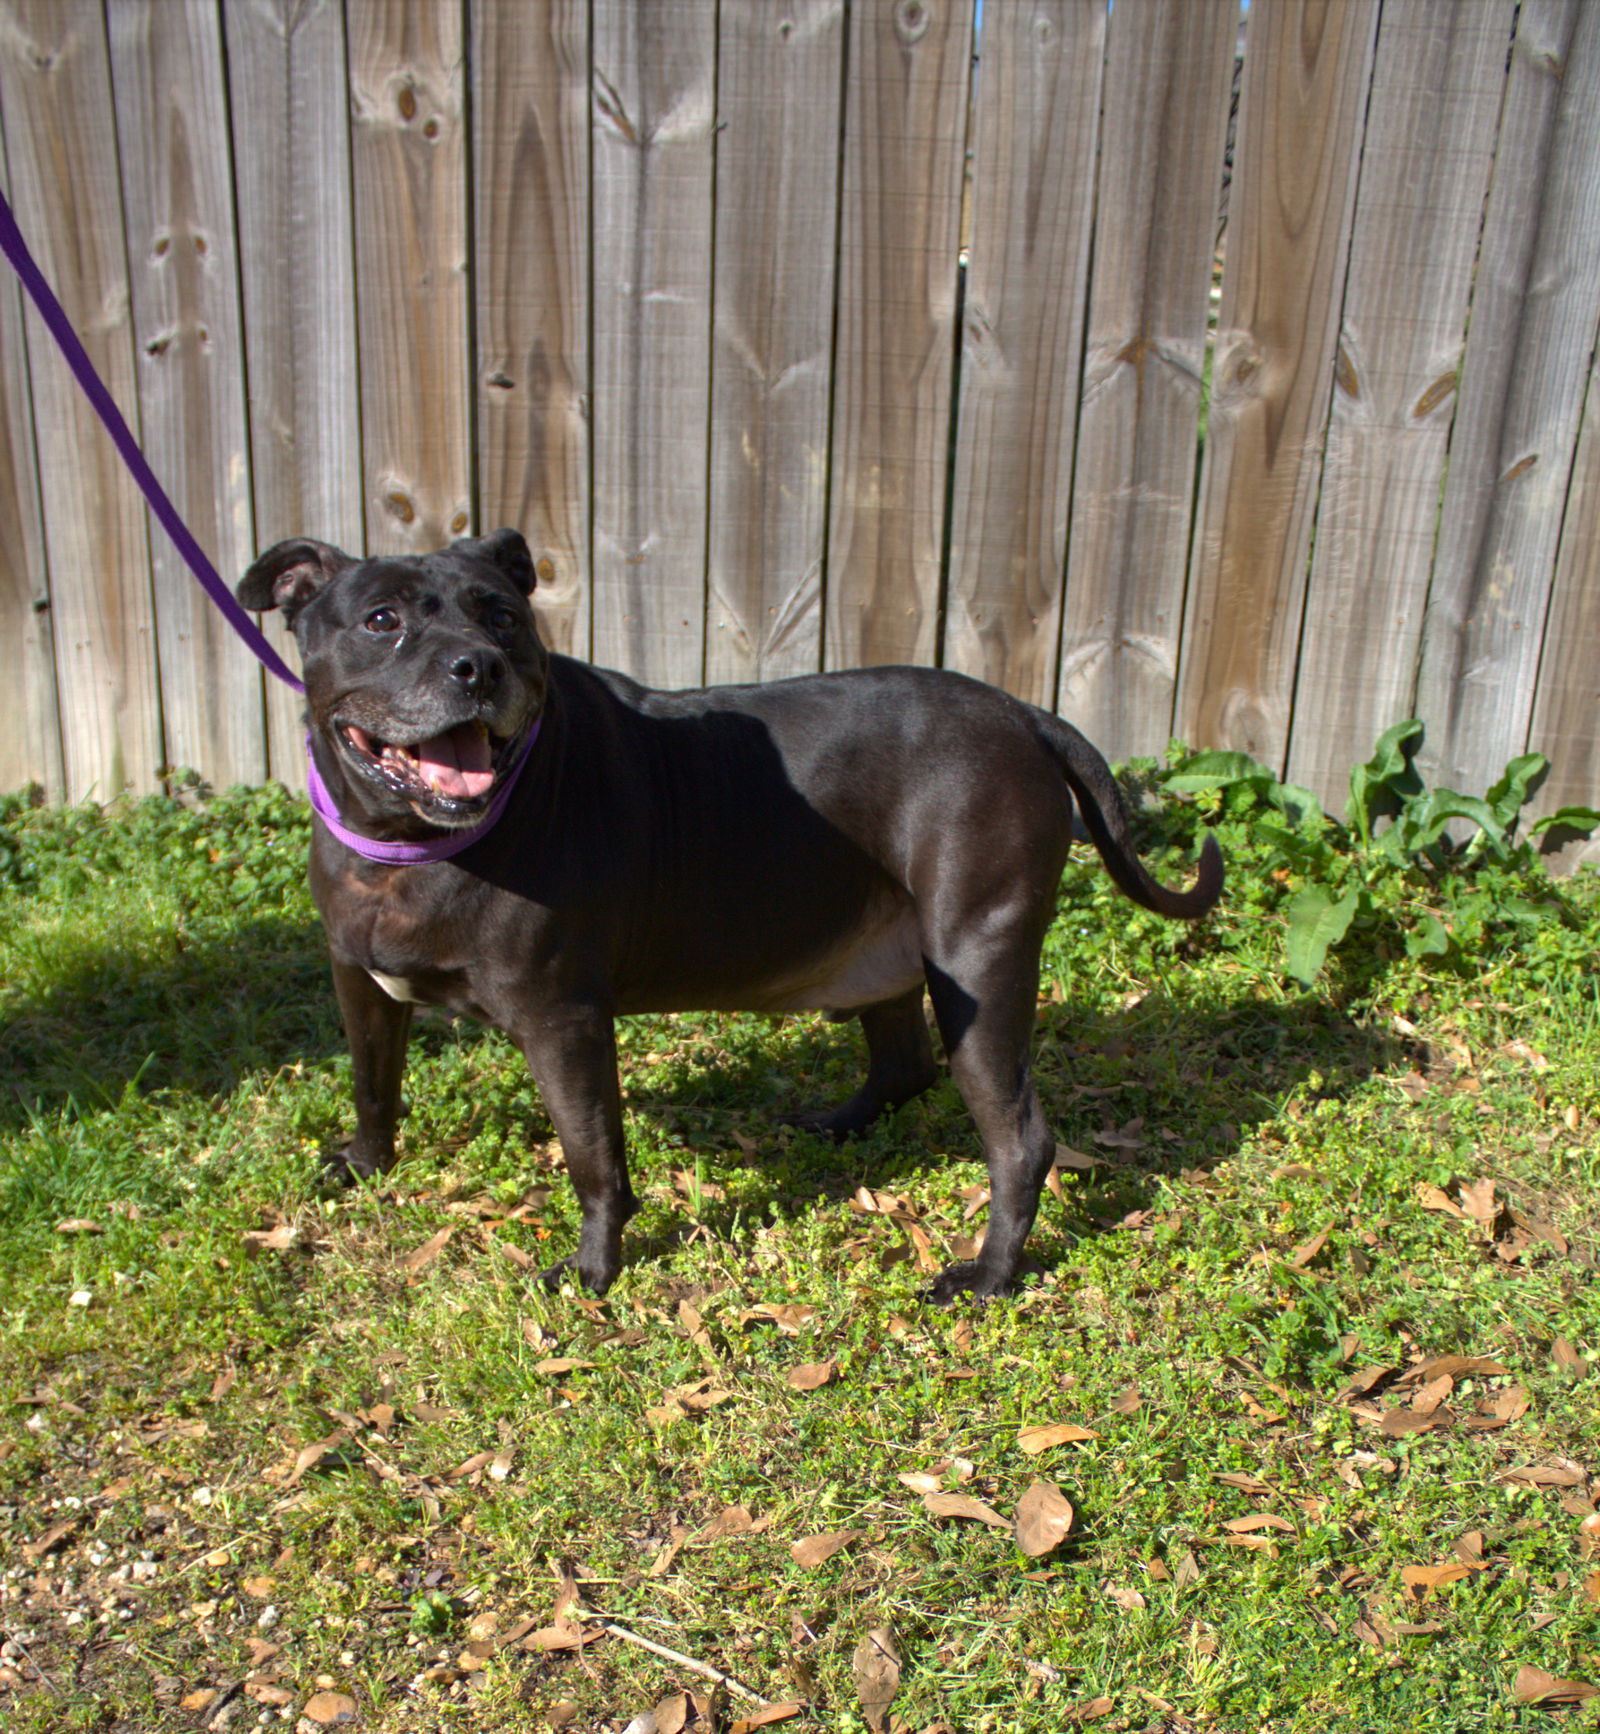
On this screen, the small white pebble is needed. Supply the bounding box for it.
[68,1289,93,1308]
[257,1605,279,1630]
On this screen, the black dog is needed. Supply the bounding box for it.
[239,529,1222,1301]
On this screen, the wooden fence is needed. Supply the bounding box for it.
[2,0,1599,864]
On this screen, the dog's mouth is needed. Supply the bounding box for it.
[337,717,520,822]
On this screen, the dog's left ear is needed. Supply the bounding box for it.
[462,528,536,596]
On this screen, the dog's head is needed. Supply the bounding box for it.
[239,529,548,832]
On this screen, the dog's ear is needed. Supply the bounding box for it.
[237,539,355,620]
[463,528,536,596]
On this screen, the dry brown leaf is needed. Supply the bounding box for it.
[1401,1562,1477,1595]
[55,1217,105,1235]
[243,1221,298,1253]
[1014,1480,1075,1557]
[1379,1406,1449,1437]
[1416,1184,1469,1219]
[302,1692,360,1726]
[695,1504,756,1543]
[1512,1666,1600,1705]
[179,1689,218,1712]
[1501,1463,1588,1488]
[1458,1177,1499,1227]
[1108,1385,1142,1416]
[739,1303,818,1335]
[853,1627,901,1733]
[240,1574,276,1599]
[1582,1569,1600,1606]
[1064,1697,1115,1722]
[1401,1353,1512,1384]
[1554,1338,1591,1378]
[1018,1422,1099,1455]
[1105,1584,1146,1611]
[1289,1227,1332,1269]
[652,1691,692,1734]
[1215,1472,1273,1496]
[401,1225,453,1276]
[22,1516,81,1560]
[922,1491,1010,1529]
[791,1529,862,1569]
[534,1357,596,1376]
[1411,1373,1454,1415]
[1221,1514,1296,1535]
[730,1703,804,1734]
[787,1359,838,1392]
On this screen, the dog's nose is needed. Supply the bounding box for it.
[447,651,504,697]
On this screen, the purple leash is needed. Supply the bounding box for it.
[2,186,543,863]
[0,186,304,695]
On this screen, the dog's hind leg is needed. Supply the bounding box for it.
[920,937,1058,1303]
[786,986,938,1141]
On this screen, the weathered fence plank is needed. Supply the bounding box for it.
[1526,346,1600,871]
[1414,0,1600,797]
[1175,0,1378,769]
[473,0,591,662]
[1056,0,1236,759]
[348,0,472,557]
[824,0,973,672]
[0,150,61,800]
[1287,0,1514,797]
[704,0,844,687]
[0,0,161,802]
[225,0,363,788]
[108,0,264,789]
[943,0,1104,712]
[589,0,716,689]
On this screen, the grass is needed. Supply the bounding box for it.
[0,767,1597,1734]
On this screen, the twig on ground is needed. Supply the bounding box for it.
[2,1626,62,1696]
[589,1614,766,1705]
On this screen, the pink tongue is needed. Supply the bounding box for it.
[414,724,495,800]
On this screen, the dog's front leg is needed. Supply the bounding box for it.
[326,956,414,1182]
[518,1008,638,1296]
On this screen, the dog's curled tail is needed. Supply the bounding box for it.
[1038,716,1224,920]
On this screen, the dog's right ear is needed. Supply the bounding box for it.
[237,539,355,621]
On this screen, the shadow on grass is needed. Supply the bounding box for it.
[3,914,1405,1285]
[612,990,1409,1277]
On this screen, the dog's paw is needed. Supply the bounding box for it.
[537,1249,619,1297]
[924,1259,1012,1306]
[778,1104,869,1144]
[318,1142,388,1189]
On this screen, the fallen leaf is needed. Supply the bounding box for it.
[853,1627,901,1733]
[23,1516,80,1560]
[302,1691,361,1725]
[1458,1177,1499,1227]
[1018,1422,1099,1455]
[1014,1480,1075,1557]
[1416,1184,1469,1219]
[791,1528,861,1569]
[1582,1569,1600,1606]
[1221,1514,1297,1535]
[401,1226,453,1276]
[243,1221,298,1253]
[1289,1227,1332,1269]
[1215,1472,1273,1496]
[1400,1354,1511,1384]
[730,1704,804,1733]
[1554,1338,1591,1379]
[652,1691,692,1734]
[1064,1698,1115,1722]
[180,1689,218,1712]
[1108,1385,1142,1416]
[787,1360,837,1392]
[55,1218,105,1235]
[533,1357,596,1375]
[1401,1562,1476,1595]
[241,1575,276,1599]
[695,1504,756,1543]
[1512,1666,1600,1705]
[739,1303,818,1335]
[1501,1463,1588,1488]
[1379,1406,1449,1437]
[922,1491,1010,1529]
[1105,1584,1145,1611]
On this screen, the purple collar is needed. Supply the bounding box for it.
[306,717,541,864]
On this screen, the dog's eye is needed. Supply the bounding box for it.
[485,604,520,636]
[363,607,400,634]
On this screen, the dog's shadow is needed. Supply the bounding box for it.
[4,917,1403,1282]
[615,992,1407,1274]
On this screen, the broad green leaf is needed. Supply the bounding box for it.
[1531,805,1600,838]
[1284,886,1360,987]
[1404,914,1451,960]
[1485,752,1548,830]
